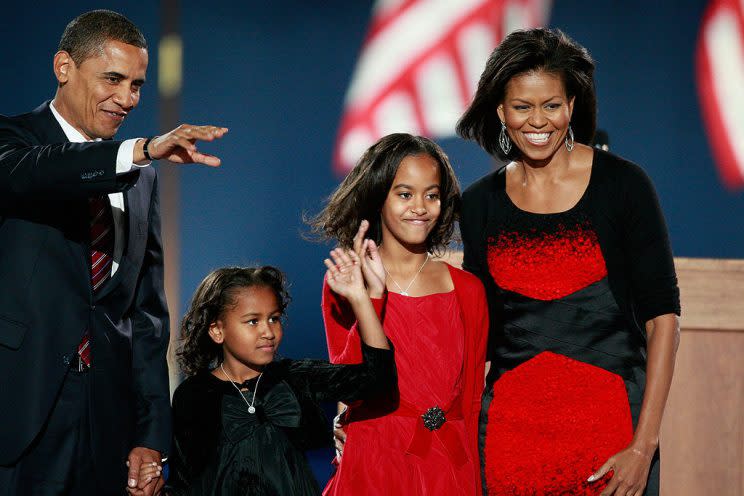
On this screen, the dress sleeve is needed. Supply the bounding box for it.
[322,276,387,364]
[462,277,488,496]
[620,164,681,324]
[290,342,397,404]
[460,185,488,278]
[461,183,502,361]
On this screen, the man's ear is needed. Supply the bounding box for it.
[208,322,224,344]
[53,51,74,84]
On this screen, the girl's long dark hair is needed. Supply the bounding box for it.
[308,133,460,256]
[177,266,291,377]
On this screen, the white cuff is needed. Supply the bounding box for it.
[116,138,151,174]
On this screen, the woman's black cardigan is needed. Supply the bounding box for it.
[459,149,681,360]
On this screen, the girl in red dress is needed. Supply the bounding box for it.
[309,133,488,495]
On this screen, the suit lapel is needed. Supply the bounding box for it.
[32,101,149,301]
[30,101,69,144]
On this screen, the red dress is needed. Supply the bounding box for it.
[322,264,488,496]
[482,196,637,494]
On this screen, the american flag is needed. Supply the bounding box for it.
[333,0,552,174]
[696,0,744,189]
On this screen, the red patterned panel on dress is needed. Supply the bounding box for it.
[487,221,607,300]
[484,351,633,495]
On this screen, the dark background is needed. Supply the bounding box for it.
[3,0,742,483]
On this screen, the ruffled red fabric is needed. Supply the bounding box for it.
[487,223,606,300]
[484,352,633,495]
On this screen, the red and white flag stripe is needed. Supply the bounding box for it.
[334,0,552,174]
[696,0,744,189]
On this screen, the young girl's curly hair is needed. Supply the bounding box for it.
[308,133,461,256]
[177,266,291,377]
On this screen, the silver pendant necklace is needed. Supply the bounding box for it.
[220,363,262,414]
[383,253,429,296]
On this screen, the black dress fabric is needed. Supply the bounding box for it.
[168,343,396,496]
[497,279,645,382]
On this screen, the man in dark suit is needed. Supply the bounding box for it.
[0,10,227,495]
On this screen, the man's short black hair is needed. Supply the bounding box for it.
[58,10,147,65]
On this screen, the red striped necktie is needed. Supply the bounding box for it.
[77,195,115,367]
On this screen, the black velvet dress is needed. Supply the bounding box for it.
[167,343,396,496]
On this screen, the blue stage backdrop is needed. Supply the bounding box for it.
[177,0,744,362]
[3,0,743,484]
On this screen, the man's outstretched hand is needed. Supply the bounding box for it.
[135,124,228,167]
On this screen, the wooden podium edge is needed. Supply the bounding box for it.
[676,257,744,332]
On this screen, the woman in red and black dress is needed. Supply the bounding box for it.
[457,28,680,495]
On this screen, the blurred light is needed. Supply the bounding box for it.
[158,34,182,98]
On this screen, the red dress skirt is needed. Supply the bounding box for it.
[484,351,633,494]
[323,290,480,495]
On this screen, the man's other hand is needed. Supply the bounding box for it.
[125,446,165,496]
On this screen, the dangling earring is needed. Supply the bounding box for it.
[565,125,575,152]
[499,121,512,155]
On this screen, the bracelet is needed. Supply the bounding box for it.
[631,448,652,460]
[142,137,155,161]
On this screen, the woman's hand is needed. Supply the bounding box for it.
[325,248,366,301]
[588,444,654,496]
[352,220,386,298]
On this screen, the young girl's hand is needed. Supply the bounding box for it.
[141,461,162,485]
[353,220,386,298]
[125,460,162,494]
[325,248,366,301]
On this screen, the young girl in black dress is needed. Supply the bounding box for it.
[163,250,396,495]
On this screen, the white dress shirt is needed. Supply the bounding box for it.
[49,101,150,276]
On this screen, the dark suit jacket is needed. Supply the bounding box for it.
[0,101,171,488]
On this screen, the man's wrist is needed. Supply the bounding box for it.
[142,137,155,161]
[119,139,150,172]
